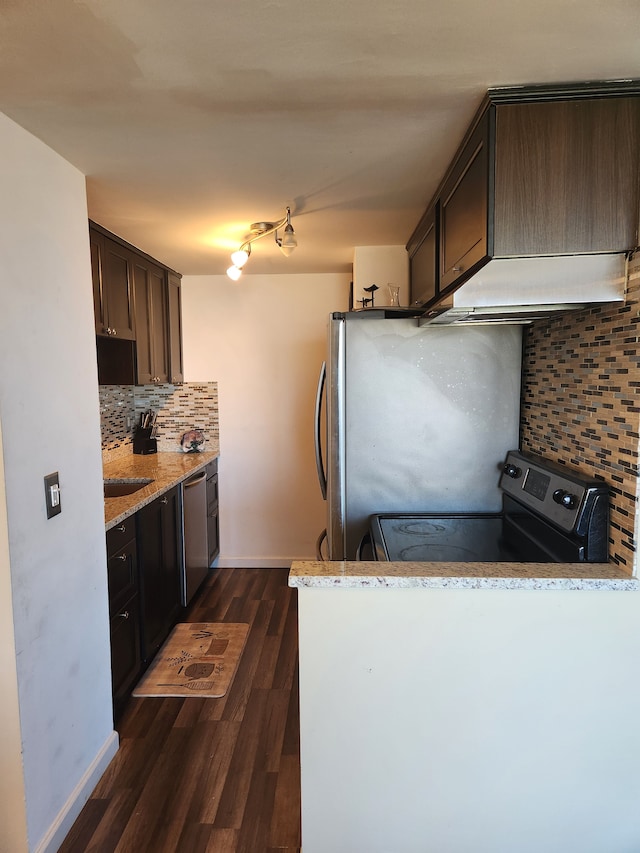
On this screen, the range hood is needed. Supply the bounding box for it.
[419,253,627,326]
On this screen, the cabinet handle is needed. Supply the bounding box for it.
[119,611,130,619]
[160,496,168,505]
[452,265,463,272]
[117,554,128,561]
[116,524,127,533]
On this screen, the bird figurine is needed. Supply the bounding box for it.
[362,283,379,308]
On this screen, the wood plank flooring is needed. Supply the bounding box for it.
[59,568,301,853]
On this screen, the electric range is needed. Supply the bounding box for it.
[369,450,610,563]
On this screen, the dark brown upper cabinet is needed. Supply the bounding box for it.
[91,229,136,339]
[439,110,492,291]
[90,221,184,385]
[407,83,640,308]
[407,201,438,308]
[492,97,639,256]
[131,254,170,385]
[167,271,184,384]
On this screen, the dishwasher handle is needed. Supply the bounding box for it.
[184,470,207,488]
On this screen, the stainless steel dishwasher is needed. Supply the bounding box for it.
[182,469,209,605]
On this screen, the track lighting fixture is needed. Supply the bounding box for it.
[226,207,297,279]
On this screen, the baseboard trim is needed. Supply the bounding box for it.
[34,730,119,853]
[217,558,293,569]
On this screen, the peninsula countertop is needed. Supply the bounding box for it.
[288,559,637,591]
[103,443,220,531]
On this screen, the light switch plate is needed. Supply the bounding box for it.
[44,472,61,519]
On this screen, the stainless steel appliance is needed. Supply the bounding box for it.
[182,470,209,604]
[315,313,523,560]
[370,450,610,563]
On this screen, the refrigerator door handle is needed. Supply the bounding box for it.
[314,361,327,499]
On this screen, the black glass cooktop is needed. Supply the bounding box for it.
[371,514,523,562]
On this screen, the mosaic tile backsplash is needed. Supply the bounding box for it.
[520,253,640,574]
[100,382,219,460]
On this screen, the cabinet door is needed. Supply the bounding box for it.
[206,468,220,566]
[132,256,169,385]
[167,271,184,384]
[162,487,182,623]
[439,111,492,291]
[494,97,640,255]
[207,506,220,566]
[110,594,142,719]
[137,487,182,662]
[90,227,106,335]
[102,238,136,339]
[407,202,438,307]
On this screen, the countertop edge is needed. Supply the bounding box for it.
[288,560,638,591]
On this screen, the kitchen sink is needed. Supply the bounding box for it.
[104,478,153,498]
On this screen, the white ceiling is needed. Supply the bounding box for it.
[1,0,639,276]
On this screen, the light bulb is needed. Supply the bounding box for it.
[226,264,242,281]
[231,248,249,268]
[278,223,297,257]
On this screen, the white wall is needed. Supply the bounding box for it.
[298,585,640,853]
[0,418,28,851]
[181,272,350,566]
[0,113,117,852]
[353,245,409,308]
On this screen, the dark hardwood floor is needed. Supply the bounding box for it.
[59,568,301,853]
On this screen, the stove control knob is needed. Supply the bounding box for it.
[503,463,522,479]
[553,489,577,509]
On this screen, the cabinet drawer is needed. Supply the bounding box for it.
[107,518,136,556]
[107,538,138,615]
[206,459,218,478]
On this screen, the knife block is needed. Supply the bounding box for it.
[133,428,157,455]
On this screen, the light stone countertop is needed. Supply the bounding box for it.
[103,443,220,531]
[288,559,638,591]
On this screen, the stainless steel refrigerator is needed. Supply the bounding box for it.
[315,313,523,560]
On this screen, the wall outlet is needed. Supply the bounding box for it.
[44,472,61,519]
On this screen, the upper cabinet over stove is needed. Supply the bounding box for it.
[407,81,640,323]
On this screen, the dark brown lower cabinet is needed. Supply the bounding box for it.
[109,595,142,718]
[136,485,183,663]
[106,519,142,719]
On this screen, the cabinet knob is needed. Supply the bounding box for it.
[452,265,463,272]
[160,496,168,505]
[117,554,128,561]
[116,524,126,533]
[119,611,130,619]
